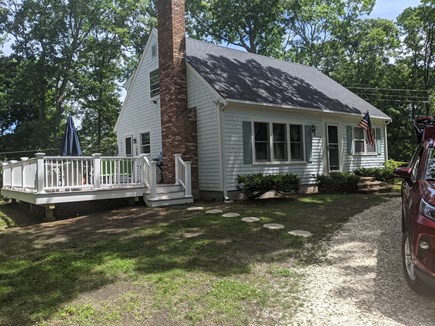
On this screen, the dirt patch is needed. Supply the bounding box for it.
[0,201,175,246]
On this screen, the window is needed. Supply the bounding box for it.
[252,121,304,163]
[125,137,132,156]
[273,123,288,161]
[149,69,160,98]
[140,132,150,154]
[353,127,376,154]
[151,44,157,57]
[254,122,270,162]
[290,124,304,161]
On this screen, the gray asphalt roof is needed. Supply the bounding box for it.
[186,38,390,119]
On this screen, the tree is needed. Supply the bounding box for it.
[397,1,434,116]
[284,0,375,68]
[0,0,155,156]
[186,0,289,57]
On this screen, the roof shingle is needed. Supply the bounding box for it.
[186,38,390,119]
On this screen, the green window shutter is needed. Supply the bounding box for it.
[346,126,353,154]
[375,128,382,155]
[304,125,313,163]
[242,121,253,164]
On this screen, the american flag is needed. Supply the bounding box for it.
[358,111,375,146]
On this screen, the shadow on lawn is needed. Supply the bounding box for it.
[0,194,393,325]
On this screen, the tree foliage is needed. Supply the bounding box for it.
[0,0,155,157]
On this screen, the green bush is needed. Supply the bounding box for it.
[353,167,393,183]
[272,173,300,194]
[236,173,300,200]
[384,159,408,170]
[354,160,408,184]
[316,173,360,194]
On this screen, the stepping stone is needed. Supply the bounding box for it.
[206,209,223,214]
[288,230,312,238]
[241,217,260,223]
[222,212,240,218]
[263,223,285,230]
[187,206,204,211]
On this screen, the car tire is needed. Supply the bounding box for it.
[402,231,428,294]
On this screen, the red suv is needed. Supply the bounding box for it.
[395,117,435,293]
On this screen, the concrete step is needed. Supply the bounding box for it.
[360,177,376,182]
[358,181,383,188]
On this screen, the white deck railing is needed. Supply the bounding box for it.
[1,152,192,199]
[1,153,146,193]
[175,154,192,197]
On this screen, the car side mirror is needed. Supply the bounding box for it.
[394,167,413,186]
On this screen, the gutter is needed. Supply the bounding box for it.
[216,99,229,201]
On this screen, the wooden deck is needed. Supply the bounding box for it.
[1,153,193,218]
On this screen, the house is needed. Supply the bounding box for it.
[114,0,392,201]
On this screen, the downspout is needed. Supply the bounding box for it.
[217,100,229,201]
[384,119,391,162]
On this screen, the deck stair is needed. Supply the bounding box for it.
[143,184,193,207]
[358,176,392,194]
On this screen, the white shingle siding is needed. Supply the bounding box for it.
[223,108,324,191]
[116,33,162,158]
[186,68,221,191]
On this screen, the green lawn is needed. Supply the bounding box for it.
[0,193,396,325]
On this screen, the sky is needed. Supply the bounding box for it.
[368,0,421,19]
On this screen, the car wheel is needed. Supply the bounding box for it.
[402,231,427,294]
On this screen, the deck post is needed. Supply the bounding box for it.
[1,162,7,188]
[184,161,192,197]
[149,161,158,201]
[174,154,181,185]
[93,153,101,189]
[44,204,56,222]
[20,157,29,191]
[9,160,17,189]
[35,153,45,193]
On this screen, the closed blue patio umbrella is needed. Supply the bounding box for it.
[60,116,82,156]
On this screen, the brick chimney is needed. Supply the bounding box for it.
[157,0,198,188]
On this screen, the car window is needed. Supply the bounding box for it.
[426,149,435,180]
[410,146,423,181]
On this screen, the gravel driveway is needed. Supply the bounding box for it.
[292,196,435,325]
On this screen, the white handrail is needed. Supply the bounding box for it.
[174,154,192,197]
[142,154,157,200]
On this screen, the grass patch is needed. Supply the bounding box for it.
[0,193,393,325]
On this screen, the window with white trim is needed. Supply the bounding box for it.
[149,69,160,98]
[151,44,157,57]
[140,132,151,154]
[353,127,376,154]
[254,122,270,162]
[273,123,288,161]
[290,124,304,161]
[253,121,304,163]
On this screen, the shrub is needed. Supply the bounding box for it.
[236,173,300,200]
[353,167,393,183]
[272,173,300,194]
[384,159,408,170]
[354,160,408,184]
[316,172,360,194]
